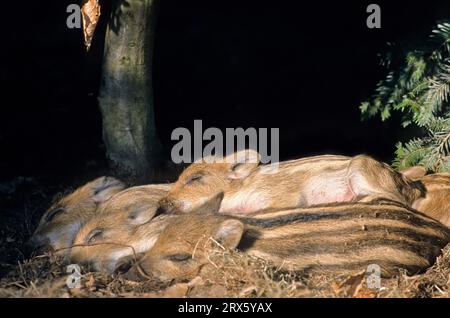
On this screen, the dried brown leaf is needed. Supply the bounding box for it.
[331,271,366,297]
[81,0,101,51]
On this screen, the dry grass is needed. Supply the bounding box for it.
[1,245,449,298]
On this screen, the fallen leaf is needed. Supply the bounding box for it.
[81,0,101,51]
[354,286,378,298]
[84,273,96,291]
[331,271,366,297]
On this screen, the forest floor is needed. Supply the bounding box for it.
[0,178,449,298]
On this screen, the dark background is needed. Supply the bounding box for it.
[2,0,450,186]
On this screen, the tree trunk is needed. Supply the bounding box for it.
[98,0,161,183]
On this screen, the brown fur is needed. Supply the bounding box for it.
[161,150,424,214]
[70,184,175,273]
[126,198,449,282]
[27,177,125,256]
[412,172,450,227]
[400,166,427,181]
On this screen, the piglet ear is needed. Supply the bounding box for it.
[195,192,224,214]
[128,204,159,225]
[92,177,126,203]
[225,149,261,164]
[194,154,217,164]
[400,166,427,181]
[213,219,244,249]
[225,149,260,179]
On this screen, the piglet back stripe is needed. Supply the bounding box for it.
[252,225,448,247]
[241,208,447,234]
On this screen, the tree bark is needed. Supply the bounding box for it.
[98,0,161,182]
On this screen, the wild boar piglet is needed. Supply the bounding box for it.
[70,184,175,273]
[126,195,450,282]
[410,171,450,227]
[160,149,424,214]
[26,176,125,256]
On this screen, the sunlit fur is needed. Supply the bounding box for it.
[412,172,450,227]
[70,184,175,273]
[161,150,425,214]
[126,200,449,282]
[28,177,125,256]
